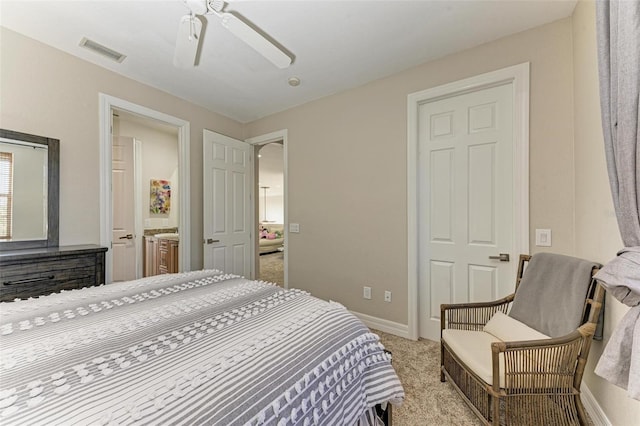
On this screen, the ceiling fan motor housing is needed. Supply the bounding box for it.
[184,0,225,16]
[184,0,209,16]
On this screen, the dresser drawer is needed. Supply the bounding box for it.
[0,245,108,302]
[1,267,96,301]
[1,255,97,280]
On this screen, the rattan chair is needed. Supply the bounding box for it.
[440,254,604,425]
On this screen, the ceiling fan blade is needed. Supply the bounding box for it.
[173,14,203,68]
[218,12,291,69]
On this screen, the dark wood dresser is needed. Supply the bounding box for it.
[0,245,108,302]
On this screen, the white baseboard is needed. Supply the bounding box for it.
[350,311,411,339]
[581,383,611,426]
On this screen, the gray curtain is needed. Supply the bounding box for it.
[593,0,640,400]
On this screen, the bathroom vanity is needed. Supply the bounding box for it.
[143,233,179,277]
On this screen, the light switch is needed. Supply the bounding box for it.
[363,286,372,300]
[535,229,552,247]
[289,223,300,233]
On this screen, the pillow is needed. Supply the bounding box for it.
[484,312,550,342]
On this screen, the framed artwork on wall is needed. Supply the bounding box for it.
[150,179,171,214]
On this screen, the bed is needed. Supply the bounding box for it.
[0,270,404,425]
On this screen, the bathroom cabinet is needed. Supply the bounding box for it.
[144,236,178,277]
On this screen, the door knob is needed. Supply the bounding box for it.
[205,238,220,244]
[489,253,510,262]
[119,234,133,240]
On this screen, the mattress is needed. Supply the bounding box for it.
[0,270,404,425]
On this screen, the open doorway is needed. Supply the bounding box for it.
[256,142,284,286]
[111,110,179,281]
[99,93,191,284]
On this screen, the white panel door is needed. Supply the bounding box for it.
[418,83,515,340]
[203,130,251,277]
[111,136,136,282]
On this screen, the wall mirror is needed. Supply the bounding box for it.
[0,129,59,251]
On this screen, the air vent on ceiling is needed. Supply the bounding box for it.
[79,37,126,63]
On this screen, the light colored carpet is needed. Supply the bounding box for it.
[373,330,483,426]
[259,251,284,287]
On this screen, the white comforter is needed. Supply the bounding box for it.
[0,270,404,425]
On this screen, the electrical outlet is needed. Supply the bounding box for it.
[363,286,372,300]
[384,291,392,302]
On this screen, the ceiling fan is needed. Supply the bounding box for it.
[174,0,292,69]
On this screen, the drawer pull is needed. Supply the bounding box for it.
[4,275,55,286]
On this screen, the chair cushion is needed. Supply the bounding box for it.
[444,315,551,389]
[442,329,505,387]
[484,312,550,342]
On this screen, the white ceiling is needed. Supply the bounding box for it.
[0,0,577,123]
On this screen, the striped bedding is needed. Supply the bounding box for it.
[0,270,404,425]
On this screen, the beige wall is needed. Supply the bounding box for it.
[245,18,576,324]
[0,27,244,269]
[572,1,640,424]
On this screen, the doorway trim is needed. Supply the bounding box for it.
[245,129,288,288]
[99,94,191,283]
[133,138,142,278]
[406,63,530,340]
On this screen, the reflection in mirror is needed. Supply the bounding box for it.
[0,129,59,251]
[0,139,48,241]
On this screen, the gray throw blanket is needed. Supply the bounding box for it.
[594,247,640,306]
[508,253,599,338]
[594,247,640,400]
[595,305,640,400]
